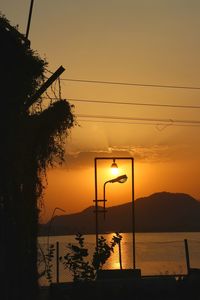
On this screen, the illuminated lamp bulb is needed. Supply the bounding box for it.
[110,159,119,175]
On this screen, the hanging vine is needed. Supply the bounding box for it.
[0,14,75,300]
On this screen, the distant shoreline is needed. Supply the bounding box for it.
[39,192,200,235]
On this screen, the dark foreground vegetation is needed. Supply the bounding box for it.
[0,14,74,300]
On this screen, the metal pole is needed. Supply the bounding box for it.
[184,239,190,275]
[26,0,35,39]
[118,240,123,270]
[131,158,136,269]
[94,158,98,250]
[56,241,59,284]
[103,181,108,220]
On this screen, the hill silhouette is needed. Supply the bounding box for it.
[39,192,200,235]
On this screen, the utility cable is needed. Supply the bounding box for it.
[42,96,200,110]
[62,78,200,90]
[77,114,200,125]
[68,98,200,110]
[78,119,200,127]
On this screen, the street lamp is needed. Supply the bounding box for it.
[47,207,66,250]
[94,157,136,269]
[45,207,65,283]
[103,175,128,219]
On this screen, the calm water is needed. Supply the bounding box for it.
[38,232,200,285]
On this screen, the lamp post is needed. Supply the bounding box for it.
[47,207,66,250]
[45,207,65,283]
[94,157,135,269]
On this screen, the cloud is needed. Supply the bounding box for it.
[60,143,187,170]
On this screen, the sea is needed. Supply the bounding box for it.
[38,232,200,285]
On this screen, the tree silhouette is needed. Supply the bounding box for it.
[0,15,74,300]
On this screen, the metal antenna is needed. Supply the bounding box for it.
[26,0,35,40]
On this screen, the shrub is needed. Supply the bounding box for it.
[61,232,122,282]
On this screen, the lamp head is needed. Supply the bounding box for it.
[109,174,128,184]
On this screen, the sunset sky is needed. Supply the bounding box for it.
[2,1,200,222]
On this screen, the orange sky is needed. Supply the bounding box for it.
[2,1,200,222]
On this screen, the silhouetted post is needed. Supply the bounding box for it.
[56,241,60,283]
[94,158,99,250]
[26,0,35,39]
[184,239,190,274]
[118,239,122,270]
[131,157,135,269]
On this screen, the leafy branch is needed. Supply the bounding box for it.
[60,232,122,282]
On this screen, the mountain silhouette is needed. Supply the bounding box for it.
[39,192,200,235]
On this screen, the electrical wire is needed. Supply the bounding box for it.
[42,96,200,110]
[62,78,200,90]
[68,98,200,110]
[77,114,200,126]
[78,119,200,127]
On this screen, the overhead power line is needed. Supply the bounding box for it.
[68,98,200,109]
[62,78,200,90]
[78,119,200,127]
[42,96,200,110]
[77,114,200,126]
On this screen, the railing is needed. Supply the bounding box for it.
[37,237,200,286]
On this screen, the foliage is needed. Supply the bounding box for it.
[45,244,56,284]
[37,243,55,284]
[60,232,122,282]
[37,244,47,279]
[0,14,75,300]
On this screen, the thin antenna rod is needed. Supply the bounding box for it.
[26,0,35,39]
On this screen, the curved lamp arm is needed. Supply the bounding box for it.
[103,174,128,219]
